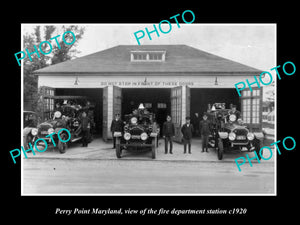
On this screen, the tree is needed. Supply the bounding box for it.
[51,25,84,65]
[23,25,85,111]
[264,80,275,109]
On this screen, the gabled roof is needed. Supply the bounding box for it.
[34,45,261,75]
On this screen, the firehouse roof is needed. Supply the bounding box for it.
[34,45,262,75]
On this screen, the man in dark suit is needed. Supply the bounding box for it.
[80,111,91,147]
[181,116,194,154]
[110,113,123,148]
[162,115,175,154]
[200,113,211,152]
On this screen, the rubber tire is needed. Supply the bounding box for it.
[217,138,224,160]
[151,138,157,159]
[58,133,68,154]
[24,134,33,150]
[254,139,262,160]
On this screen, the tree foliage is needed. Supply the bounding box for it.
[23,25,85,111]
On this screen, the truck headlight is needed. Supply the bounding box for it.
[228,132,236,141]
[31,128,38,136]
[114,132,122,137]
[124,132,131,140]
[229,114,237,122]
[141,132,148,140]
[48,128,54,134]
[130,117,137,124]
[218,132,228,139]
[247,132,255,141]
[54,111,62,119]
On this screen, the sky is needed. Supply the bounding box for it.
[74,24,276,71]
[23,23,276,100]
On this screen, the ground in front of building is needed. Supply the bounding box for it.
[22,136,275,195]
[22,157,274,195]
[24,135,275,162]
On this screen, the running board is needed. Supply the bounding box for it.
[71,137,82,142]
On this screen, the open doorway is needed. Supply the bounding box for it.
[122,88,171,135]
[190,88,240,137]
[191,88,240,116]
[55,88,103,135]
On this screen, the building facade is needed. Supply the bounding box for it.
[35,45,263,141]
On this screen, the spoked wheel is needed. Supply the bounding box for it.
[58,133,68,154]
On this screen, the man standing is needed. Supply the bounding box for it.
[162,115,175,154]
[80,111,91,147]
[200,113,211,152]
[110,113,123,149]
[181,116,194,154]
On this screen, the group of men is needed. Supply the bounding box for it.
[162,105,240,154]
[54,101,94,147]
[110,105,241,154]
[162,114,211,154]
[110,112,212,153]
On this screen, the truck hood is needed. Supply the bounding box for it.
[224,123,248,131]
[37,120,61,128]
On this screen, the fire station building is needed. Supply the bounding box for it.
[35,45,263,142]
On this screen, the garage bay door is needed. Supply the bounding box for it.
[103,86,122,141]
[171,86,190,142]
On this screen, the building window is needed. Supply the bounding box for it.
[242,99,251,123]
[39,86,55,120]
[242,90,251,97]
[252,98,260,123]
[241,89,261,125]
[131,51,166,62]
[171,88,182,124]
[253,89,260,96]
[149,53,162,60]
[133,53,147,60]
[157,103,167,109]
[144,103,152,108]
[50,98,54,111]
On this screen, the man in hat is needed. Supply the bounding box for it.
[54,102,62,112]
[199,113,211,152]
[229,105,241,119]
[162,115,175,154]
[181,116,194,154]
[110,113,123,149]
[80,111,91,147]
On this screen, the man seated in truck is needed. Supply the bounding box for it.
[228,105,241,119]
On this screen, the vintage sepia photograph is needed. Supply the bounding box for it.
[21,23,276,195]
